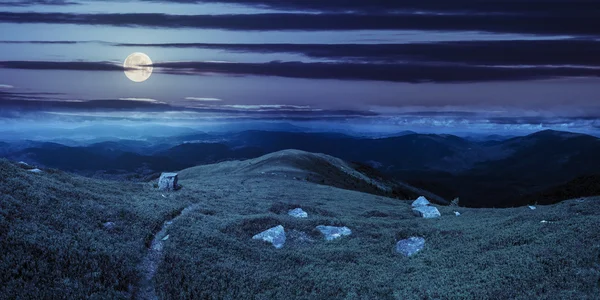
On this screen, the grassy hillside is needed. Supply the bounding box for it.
[1,152,600,299]
[0,159,195,299]
[168,151,600,299]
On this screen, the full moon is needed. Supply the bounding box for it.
[123,52,153,83]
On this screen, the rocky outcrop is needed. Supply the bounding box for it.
[395,237,425,257]
[315,225,352,241]
[158,173,178,191]
[288,208,308,218]
[252,225,286,249]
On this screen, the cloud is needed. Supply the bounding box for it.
[0,0,78,7]
[152,60,600,83]
[3,60,600,83]
[0,40,79,44]
[118,97,165,103]
[8,39,599,67]
[0,97,174,111]
[184,103,371,115]
[2,0,591,18]
[185,97,223,102]
[115,40,600,67]
[0,11,598,35]
[190,104,322,112]
[0,60,123,71]
[0,91,376,119]
[0,84,14,89]
[142,0,598,16]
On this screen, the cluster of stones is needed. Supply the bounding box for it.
[150,171,453,258]
[252,208,353,249]
[251,196,443,257]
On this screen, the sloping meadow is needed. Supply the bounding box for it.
[1,158,599,299]
[0,159,195,299]
[156,172,600,299]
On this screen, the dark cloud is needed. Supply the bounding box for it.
[0,97,173,111]
[2,0,597,16]
[151,61,600,83]
[146,0,600,16]
[0,40,78,44]
[1,11,599,35]
[0,92,376,117]
[115,40,600,66]
[2,60,600,83]
[6,39,600,66]
[0,61,124,71]
[0,0,77,6]
[487,116,600,126]
[398,111,481,117]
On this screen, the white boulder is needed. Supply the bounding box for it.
[412,206,441,219]
[411,196,431,208]
[158,173,178,191]
[28,168,43,173]
[288,208,308,218]
[315,225,352,241]
[252,225,286,249]
[395,237,426,257]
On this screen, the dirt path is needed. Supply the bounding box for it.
[134,204,202,300]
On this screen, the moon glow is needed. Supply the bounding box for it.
[124,52,153,83]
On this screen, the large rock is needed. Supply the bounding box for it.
[158,173,178,191]
[288,208,308,218]
[395,237,426,257]
[412,206,441,219]
[411,196,431,208]
[252,225,286,249]
[316,225,352,241]
[28,168,43,173]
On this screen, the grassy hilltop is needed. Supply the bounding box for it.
[1,150,599,299]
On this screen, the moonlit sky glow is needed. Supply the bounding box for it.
[1,0,599,135]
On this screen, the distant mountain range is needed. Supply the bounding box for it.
[2,129,599,207]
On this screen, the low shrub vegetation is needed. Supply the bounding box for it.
[2,157,600,299]
[0,159,193,299]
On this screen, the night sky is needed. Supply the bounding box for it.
[1,0,599,135]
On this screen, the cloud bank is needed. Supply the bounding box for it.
[1,12,599,35]
[2,60,599,83]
